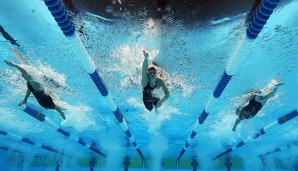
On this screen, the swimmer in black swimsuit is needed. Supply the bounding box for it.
[232,81,284,131]
[4,60,66,120]
[141,50,170,111]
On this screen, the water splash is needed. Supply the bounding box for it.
[61,104,99,132]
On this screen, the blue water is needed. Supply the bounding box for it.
[0,0,297,170]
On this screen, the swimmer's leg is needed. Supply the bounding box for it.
[55,105,66,120]
[154,106,159,114]
[262,82,284,103]
[236,106,241,116]
[10,48,28,64]
[232,118,241,132]
[153,97,160,114]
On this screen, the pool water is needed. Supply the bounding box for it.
[0,0,297,170]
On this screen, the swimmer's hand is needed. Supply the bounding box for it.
[18,100,27,106]
[10,48,18,55]
[156,99,164,107]
[275,82,284,87]
[4,60,15,67]
[143,50,149,59]
[60,112,66,120]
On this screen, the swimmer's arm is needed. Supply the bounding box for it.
[19,89,31,106]
[10,49,22,58]
[10,49,27,64]
[23,89,31,102]
[239,93,255,107]
[141,50,149,87]
[30,81,43,91]
[4,60,28,75]
[159,79,170,102]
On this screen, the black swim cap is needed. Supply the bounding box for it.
[148,67,157,72]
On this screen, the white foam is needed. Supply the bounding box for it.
[61,103,99,132]
[148,135,168,171]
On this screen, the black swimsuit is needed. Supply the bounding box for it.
[27,82,55,109]
[143,81,160,111]
[239,96,262,120]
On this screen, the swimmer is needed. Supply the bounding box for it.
[141,50,170,111]
[4,60,66,120]
[232,81,284,131]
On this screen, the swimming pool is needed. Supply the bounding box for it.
[0,0,297,170]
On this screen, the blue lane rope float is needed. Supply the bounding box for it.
[89,71,109,96]
[0,146,22,153]
[0,130,8,136]
[278,110,298,124]
[177,0,282,161]
[57,128,70,137]
[42,0,144,159]
[23,106,46,122]
[41,145,59,153]
[213,71,233,98]
[0,146,9,151]
[21,138,35,145]
[246,0,280,39]
[89,146,106,157]
[44,0,75,36]
[0,130,61,154]
[213,109,298,160]
[21,105,106,158]
[198,109,209,124]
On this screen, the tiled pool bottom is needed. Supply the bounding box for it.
[0,153,296,171]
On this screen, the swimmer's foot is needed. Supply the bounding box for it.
[236,107,241,116]
[275,82,284,87]
[55,106,66,120]
[60,112,66,120]
[154,106,159,114]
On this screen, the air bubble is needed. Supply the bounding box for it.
[175,20,183,27]
[105,6,113,13]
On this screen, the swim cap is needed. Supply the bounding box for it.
[257,89,266,97]
[147,67,157,72]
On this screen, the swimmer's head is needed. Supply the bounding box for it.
[21,72,32,82]
[256,89,266,100]
[147,67,157,72]
[147,67,157,79]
